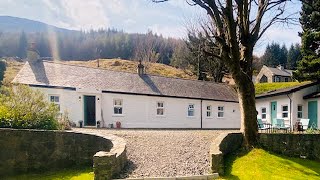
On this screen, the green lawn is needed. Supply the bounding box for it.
[223,148,320,180]
[255,81,310,95]
[5,167,94,180]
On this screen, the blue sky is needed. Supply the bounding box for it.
[0,0,302,56]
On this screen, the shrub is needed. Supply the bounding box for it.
[0,60,6,86]
[0,85,59,130]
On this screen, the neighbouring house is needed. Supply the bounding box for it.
[256,81,320,129]
[256,65,293,83]
[12,60,241,129]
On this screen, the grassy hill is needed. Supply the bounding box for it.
[1,58,196,86]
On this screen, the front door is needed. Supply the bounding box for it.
[84,95,96,126]
[271,101,277,126]
[308,101,318,128]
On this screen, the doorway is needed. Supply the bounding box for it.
[84,95,96,126]
[308,101,318,128]
[271,101,277,126]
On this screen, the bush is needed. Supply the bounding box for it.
[0,85,59,130]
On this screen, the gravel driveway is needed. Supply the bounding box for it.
[75,128,237,178]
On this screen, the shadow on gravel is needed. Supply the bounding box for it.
[115,160,137,179]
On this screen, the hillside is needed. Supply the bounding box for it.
[1,59,196,86]
[0,16,73,33]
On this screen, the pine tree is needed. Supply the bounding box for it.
[294,0,320,81]
[261,43,287,67]
[287,44,301,70]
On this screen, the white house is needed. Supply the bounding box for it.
[256,81,320,129]
[12,60,241,129]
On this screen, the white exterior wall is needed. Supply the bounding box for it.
[31,86,241,129]
[202,100,240,129]
[256,95,291,126]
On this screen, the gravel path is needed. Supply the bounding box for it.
[75,128,238,178]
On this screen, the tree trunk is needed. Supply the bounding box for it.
[235,73,258,147]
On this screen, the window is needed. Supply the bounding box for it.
[49,95,60,111]
[188,104,194,117]
[156,102,164,116]
[282,105,288,118]
[297,105,303,118]
[206,105,212,117]
[218,106,224,118]
[261,107,267,119]
[284,77,289,82]
[113,99,123,114]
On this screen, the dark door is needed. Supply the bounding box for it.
[84,95,96,126]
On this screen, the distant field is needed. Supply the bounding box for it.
[255,81,310,95]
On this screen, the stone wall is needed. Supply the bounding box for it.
[0,128,126,180]
[259,133,320,161]
[210,133,243,175]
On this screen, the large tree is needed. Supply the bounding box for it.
[287,43,301,70]
[154,0,293,147]
[294,0,320,81]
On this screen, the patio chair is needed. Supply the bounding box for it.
[299,119,310,131]
[275,118,290,132]
[257,118,271,131]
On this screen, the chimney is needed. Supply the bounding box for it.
[277,65,284,71]
[137,60,145,75]
[27,42,40,62]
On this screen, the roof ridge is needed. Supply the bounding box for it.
[41,60,230,86]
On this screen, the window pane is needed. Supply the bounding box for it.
[261,108,266,113]
[207,106,211,110]
[218,112,224,117]
[207,111,211,117]
[114,100,122,106]
[188,110,194,116]
[218,106,224,111]
[114,107,122,114]
[54,96,59,102]
[157,109,164,115]
[298,112,302,118]
[298,105,302,111]
[282,113,288,118]
[282,106,288,111]
[189,104,194,109]
[262,114,266,119]
[157,102,163,107]
[50,96,55,102]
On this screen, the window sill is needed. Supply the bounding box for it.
[217,117,225,119]
[187,116,195,118]
[156,115,166,118]
[205,117,213,119]
[112,114,125,117]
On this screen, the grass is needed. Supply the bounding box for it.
[223,148,320,180]
[5,167,94,180]
[255,81,310,95]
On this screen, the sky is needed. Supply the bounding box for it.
[0,0,302,56]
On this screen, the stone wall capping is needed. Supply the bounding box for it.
[113,174,219,180]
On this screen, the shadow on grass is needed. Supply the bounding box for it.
[222,148,252,180]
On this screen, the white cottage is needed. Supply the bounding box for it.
[12,60,241,129]
[256,81,320,129]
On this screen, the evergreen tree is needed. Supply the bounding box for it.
[261,43,287,67]
[17,31,28,59]
[287,44,301,70]
[294,0,320,81]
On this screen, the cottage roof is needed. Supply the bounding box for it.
[12,61,239,102]
[256,81,320,99]
[264,66,293,77]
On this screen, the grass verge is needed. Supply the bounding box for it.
[5,167,94,180]
[223,148,320,180]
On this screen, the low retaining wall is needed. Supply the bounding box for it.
[0,128,126,180]
[259,133,320,161]
[209,133,243,175]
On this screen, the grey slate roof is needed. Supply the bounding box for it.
[266,66,292,76]
[256,81,320,99]
[12,61,239,102]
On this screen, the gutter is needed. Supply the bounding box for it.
[200,99,203,129]
[287,94,293,131]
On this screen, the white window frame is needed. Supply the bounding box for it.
[218,106,224,118]
[297,105,303,118]
[156,101,165,116]
[206,105,212,118]
[49,95,60,112]
[113,99,123,115]
[261,107,267,119]
[187,104,195,117]
[282,105,288,118]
